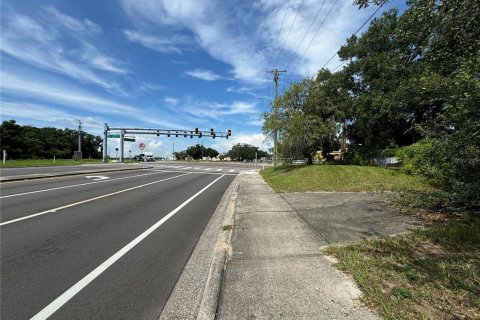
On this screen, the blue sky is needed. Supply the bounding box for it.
[0,0,402,157]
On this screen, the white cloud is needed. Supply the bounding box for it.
[139,82,166,91]
[0,71,183,128]
[0,100,103,130]
[164,97,179,106]
[1,9,127,94]
[44,6,102,34]
[210,133,271,153]
[123,29,187,54]
[185,69,222,81]
[121,0,390,83]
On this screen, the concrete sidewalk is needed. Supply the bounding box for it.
[216,172,378,319]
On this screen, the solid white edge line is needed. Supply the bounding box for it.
[0,173,191,227]
[30,174,225,320]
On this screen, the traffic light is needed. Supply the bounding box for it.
[167,131,170,137]
[212,133,216,139]
[175,131,178,138]
[198,132,202,138]
[227,129,232,136]
[156,130,159,137]
[195,128,199,134]
[210,128,214,136]
[190,132,193,138]
[184,131,187,137]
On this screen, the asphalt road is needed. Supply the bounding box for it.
[0,167,236,319]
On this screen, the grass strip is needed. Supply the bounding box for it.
[325,220,480,320]
[0,159,103,168]
[260,164,433,193]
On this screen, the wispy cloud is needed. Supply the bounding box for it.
[139,82,166,91]
[44,6,101,34]
[0,99,103,129]
[1,8,128,94]
[185,69,222,81]
[123,29,188,54]
[120,0,392,83]
[1,71,182,128]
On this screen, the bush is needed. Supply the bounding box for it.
[396,138,480,216]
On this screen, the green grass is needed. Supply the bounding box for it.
[0,159,103,167]
[260,165,433,193]
[261,164,479,318]
[325,220,480,320]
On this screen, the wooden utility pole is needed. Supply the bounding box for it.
[267,68,286,166]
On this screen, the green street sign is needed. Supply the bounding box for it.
[107,134,120,138]
[124,138,135,142]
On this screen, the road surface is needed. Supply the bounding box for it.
[1,167,236,319]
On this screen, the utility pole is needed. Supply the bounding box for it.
[77,120,82,152]
[267,69,286,166]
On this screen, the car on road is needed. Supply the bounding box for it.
[135,153,155,162]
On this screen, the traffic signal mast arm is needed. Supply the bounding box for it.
[107,127,232,139]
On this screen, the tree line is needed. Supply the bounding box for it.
[174,143,270,161]
[0,120,103,159]
[263,0,479,213]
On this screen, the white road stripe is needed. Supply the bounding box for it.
[1,171,167,199]
[0,173,191,226]
[148,169,237,176]
[29,174,225,320]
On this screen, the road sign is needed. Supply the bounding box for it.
[139,143,145,150]
[107,134,120,138]
[124,138,135,142]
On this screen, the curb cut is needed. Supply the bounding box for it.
[0,166,153,183]
[196,172,240,320]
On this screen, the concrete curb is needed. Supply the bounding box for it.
[0,166,153,183]
[158,172,241,320]
[196,172,240,320]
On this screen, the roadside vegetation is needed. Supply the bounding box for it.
[0,159,102,167]
[260,165,432,193]
[325,221,480,320]
[260,1,479,315]
[262,163,480,319]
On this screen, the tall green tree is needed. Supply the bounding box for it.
[0,120,102,159]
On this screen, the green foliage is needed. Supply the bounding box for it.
[268,0,480,215]
[326,220,480,319]
[260,165,432,193]
[0,120,102,159]
[225,143,268,161]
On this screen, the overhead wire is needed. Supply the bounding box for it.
[284,0,328,72]
[265,0,292,100]
[265,0,292,72]
[320,2,385,70]
[284,0,339,84]
[271,0,305,70]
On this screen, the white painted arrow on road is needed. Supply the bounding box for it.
[85,175,110,181]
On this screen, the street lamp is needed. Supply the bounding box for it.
[258,97,277,166]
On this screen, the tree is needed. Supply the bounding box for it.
[0,120,102,159]
[225,143,269,161]
[186,144,203,160]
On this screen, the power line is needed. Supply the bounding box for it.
[320,3,384,70]
[265,0,292,72]
[284,0,328,71]
[284,0,339,83]
[271,0,305,70]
